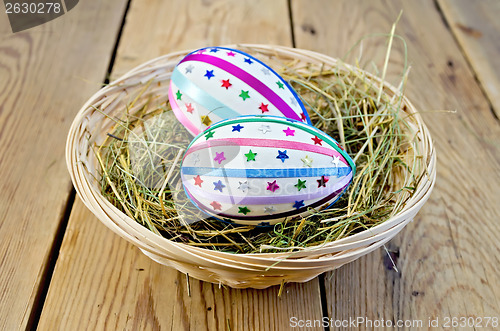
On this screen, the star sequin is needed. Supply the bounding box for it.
[283,127,295,136]
[197,49,207,54]
[294,179,307,191]
[227,51,236,57]
[214,152,226,164]
[331,155,341,167]
[192,152,200,165]
[238,180,249,192]
[204,131,215,140]
[311,136,323,145]
[213,180,225,192]
[301,155,313,167]
[266,180,280,192]
[221,79,232,89]
[276,150,289,163]
[258,125,271,134]
[239,90,250,100]
[317,175,329,188]
[185,64,194,74]
[201,115,212,126]
[238,206,251,215]
[204,70,215,80]
[276,81,284,89]
[244,57,253,64]
[293,200,305,209]
[210,201,222,210]
[176,90,182,100]
[244,150,257,161]
[185,103,194,114]
[290,97,298,106]
[209,48,220,53]
[264,206,275,214]
[232,124,244,132]
[300,112,307,121]
[259,103,269,113]
[261,67,270,75]
[193,175,203,187]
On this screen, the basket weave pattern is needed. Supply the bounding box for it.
[66,45,436,289]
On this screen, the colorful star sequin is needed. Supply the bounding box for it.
[317,176,329,188]
[293,200,305,209]
[259,103,269,113]
[264,206,275,214]
[244,150,257,161]
[312,136,323,145]
[238,206,251,215]
[301,155,313,167]
[214,152,226,164]
[238,180,249,192]
[213,180,225,192]
[294,179,307,191]
[232,124,244,132]
[193,175,203,187]
[283,127,295,136]
[331,155,341,166]
[259,125,271,134]
[276,150,289,162]
[244,57,253,64]
[201,115,212,126]
[204,70,214,80]
[221,79,232,89]
[176,90,182,100]
[204,131,214,140]
[210,201,222,210]
[239,90,250,100]
[267,180,280,192]
[276,81,284,89]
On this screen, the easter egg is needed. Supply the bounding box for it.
[168,46,311,136]
[180,115,355,225]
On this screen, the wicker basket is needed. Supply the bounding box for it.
[66,45,436,289]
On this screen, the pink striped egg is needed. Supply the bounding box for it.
[180,116,355,225]
[168,46,311,136]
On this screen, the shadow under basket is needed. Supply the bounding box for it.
[66,44,436,289]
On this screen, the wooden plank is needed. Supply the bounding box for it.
[0,1,128,330]
[112,0,294,79]
[438,0,500,119]
[292,0,500,326]
[38,1,325,330]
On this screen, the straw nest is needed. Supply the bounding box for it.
[66,44,436,289]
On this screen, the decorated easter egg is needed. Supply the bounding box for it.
[168,46,311,136]
[180,115,355,226]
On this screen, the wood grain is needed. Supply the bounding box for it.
[438,0,500,119]
[38,1,324,330]
[292,0,500,327]
[0,1,128,330]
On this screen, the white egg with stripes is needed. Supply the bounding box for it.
[168,46,311,136]
[180,115,355,225]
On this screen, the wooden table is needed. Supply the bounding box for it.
[1,0,499,330]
